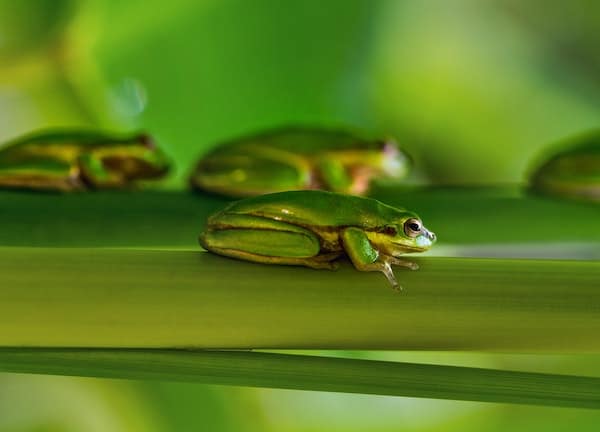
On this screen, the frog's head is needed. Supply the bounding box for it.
[346,138,411,195]
[371,214,436,256]
[100,133,171,181]
[378,138,411,179]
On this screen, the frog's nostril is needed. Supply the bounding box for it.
[430,231,436,241]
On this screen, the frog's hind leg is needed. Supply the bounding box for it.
[200,213,338,270]
[204,246,339,270]
[192,147,312,197]
[0,161,83,191]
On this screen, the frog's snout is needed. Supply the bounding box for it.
[426,229,436,243]
[422,227,436,245]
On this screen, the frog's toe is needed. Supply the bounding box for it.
[407,262,419,271]
[387,256,419,270]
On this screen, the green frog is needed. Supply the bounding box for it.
[0,129,171,191]
[190,127,411,197]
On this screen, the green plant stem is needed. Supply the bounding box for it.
[1,348,599,409]
[0,187,598,248]
[1,247,599,351]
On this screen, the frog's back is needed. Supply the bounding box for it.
[211,127,384,156]
[0,130,143,156]
[223,190,409,229]
[0,130,146,165]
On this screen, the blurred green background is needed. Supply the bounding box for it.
[1,0,600,430]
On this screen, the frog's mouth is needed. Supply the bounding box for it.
[389,227,436,254]
[417,227,437,247]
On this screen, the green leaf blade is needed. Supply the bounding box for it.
[1,349,599,409]
[1,247,599,352]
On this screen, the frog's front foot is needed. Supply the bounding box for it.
[378,261,403,292]
[387,256,419,271]
[407,261,419,271]
[390,280,403,292]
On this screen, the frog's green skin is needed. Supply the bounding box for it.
[530,131,600,202]
[190,127,411,198]
[0,129,170,191]
[200,190,436,290]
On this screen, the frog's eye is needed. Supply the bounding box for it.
[138,133,156,149]
[403,218,422,237]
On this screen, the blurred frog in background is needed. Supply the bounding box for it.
[0,129,171,191]
[529,130,600,203]
[190,127,411,197]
